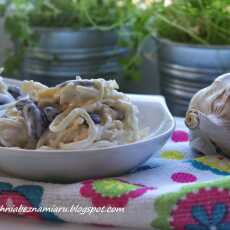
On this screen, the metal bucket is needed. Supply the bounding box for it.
[22,28,128,86]
[156,38,230,116]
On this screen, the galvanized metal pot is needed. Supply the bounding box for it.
[22,28,127,86]
[156,38,230,116]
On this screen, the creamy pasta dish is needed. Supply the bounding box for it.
[0,77,147,150]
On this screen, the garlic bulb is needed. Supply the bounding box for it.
[185,73,230,156]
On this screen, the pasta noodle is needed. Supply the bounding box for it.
[0,77,148,150]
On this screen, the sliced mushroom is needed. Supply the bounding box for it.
[42,106,59,123]
[7,86,22,99]
[16,99,46,141]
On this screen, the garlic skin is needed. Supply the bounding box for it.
[185,73,230,156]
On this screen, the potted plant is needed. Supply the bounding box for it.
[1,0,148,87]
[150,0,230,116]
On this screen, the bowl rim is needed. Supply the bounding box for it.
[0,95,175,154]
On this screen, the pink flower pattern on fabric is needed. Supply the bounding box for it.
[0,192,41,220]
[170,188,230,230]
[171,130,189,142]
[80,178,153,207]
[171,172,197,183]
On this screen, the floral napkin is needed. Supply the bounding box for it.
[0,118,229,230]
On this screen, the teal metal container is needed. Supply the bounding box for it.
[157,38,230,116]
[22,28,128,86]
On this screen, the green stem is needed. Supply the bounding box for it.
[157,14,209,45]
[81,3,123,31]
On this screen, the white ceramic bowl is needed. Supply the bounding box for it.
[0,94,175,182]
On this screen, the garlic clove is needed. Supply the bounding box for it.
[186,73,230,156]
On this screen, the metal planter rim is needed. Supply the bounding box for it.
[33,27,116,33]
[25,47,127,61]
[152,36,230,49]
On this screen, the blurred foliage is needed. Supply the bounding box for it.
[0,4,5,16]
[2,0,230,78]
[1,0,153,79]
[151,0,230,45]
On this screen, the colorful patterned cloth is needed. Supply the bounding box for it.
[0,118,229,230]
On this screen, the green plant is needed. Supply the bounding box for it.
[1,0,153,79]
[151,0,230,45]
